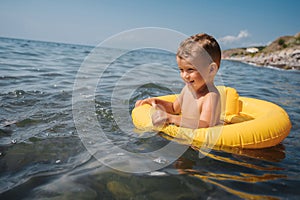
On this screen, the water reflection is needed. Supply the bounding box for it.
[171,144,287,199]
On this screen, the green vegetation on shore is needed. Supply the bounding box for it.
[222,32,300,70]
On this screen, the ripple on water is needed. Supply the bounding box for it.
[0,40,300,199]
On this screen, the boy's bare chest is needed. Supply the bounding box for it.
[181,91,204,119]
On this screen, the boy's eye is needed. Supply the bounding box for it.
[178,67,195,73]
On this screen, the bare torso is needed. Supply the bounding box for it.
[179,85,221,127]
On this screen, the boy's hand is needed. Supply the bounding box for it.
[135,100,143,107]
[135,98,154,108]
[135,99,171,127]
[151,110,169,127]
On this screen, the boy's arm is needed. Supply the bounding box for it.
[153,92,219,129]
[135,95,182,115]
[199,92,220,127]
[165,114,209,129]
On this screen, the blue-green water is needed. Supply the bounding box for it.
[0,37,300,199]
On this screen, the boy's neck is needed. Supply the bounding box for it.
[191,83,215,99]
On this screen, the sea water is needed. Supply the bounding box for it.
[0,37,300,199]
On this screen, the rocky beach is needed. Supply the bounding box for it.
[222,32,300,70]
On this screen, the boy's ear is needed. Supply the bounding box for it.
[209,62,218,74]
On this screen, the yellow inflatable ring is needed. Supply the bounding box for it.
[132,87,291,149]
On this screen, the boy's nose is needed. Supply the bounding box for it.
[184,72,189,78]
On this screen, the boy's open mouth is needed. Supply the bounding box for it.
[186,80,195,84]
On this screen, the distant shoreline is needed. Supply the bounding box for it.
[222,48,300,70]
[222,58,297,71]
[222,32,300,70]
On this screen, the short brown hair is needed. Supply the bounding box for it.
[177,33,221,68]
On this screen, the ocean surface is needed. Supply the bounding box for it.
[0,37,300,199]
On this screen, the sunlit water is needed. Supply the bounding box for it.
[0,37,300,199]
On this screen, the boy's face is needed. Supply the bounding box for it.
[176,56,210,92]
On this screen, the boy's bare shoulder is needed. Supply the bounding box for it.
[181,85,189,93]
[203,88,220,101]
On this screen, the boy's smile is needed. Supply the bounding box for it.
[176,56,208,94]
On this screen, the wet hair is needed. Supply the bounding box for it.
[177,33,221,68]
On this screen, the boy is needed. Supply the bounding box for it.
[135,33,221,129]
